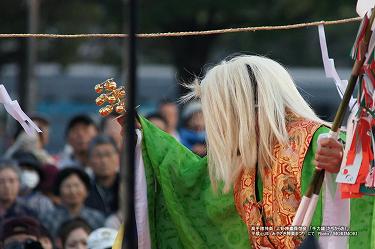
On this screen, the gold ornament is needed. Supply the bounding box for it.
[95,94,107,106]
[99,105,113,116]
[115,105,125,114]
[94,84,104,94]
[116,87,126,99]
[104,79,117,91]
[107,95,117,105]
[94,79,127,116]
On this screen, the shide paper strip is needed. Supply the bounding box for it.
[0,84,41,135]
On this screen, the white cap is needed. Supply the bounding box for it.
[182,101,202,120]
[87,228,118,249]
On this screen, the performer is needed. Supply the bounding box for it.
[113,55,374,249]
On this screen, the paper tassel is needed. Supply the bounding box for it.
[0,85,41,135]
[338,64,375,198]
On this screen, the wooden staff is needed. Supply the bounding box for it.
[293,6,375,227]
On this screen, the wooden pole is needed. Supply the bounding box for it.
[308,8,375,198]
[121,0,138,248]
[19,0,39,113]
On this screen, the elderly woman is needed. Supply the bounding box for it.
[114,55,374,249]
[0,159,37,222]
[41,167,104,236]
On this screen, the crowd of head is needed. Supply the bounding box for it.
[0,100,206,249]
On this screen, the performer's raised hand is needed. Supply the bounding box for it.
[116,115,141,136]
[314,137,343,173]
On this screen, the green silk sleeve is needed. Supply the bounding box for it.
[302,126,374,249]
[301,126,329,228]
[139,116,249,249]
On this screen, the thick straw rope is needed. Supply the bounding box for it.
[0,17,361,39]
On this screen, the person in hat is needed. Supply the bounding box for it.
[0,216,43,249]
[11,151,43,194]
[0,159,37,223]
[179,101,206,156]
[39,164,60,206]
[87,228,117,249]
[11,151,54,219]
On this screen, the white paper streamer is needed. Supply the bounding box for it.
[134,129,151,249]
[319,172,350,249]
[357,0,375,17]
[0,84,41,135]
[301,194,319,227]
[292,196,311,226]
[318,25,357,110]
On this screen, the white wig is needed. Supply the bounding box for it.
[183,55,324,192]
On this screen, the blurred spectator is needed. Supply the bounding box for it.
[30,113,50,149]
[5,130,54,165]
[7,130,42,155]
[59,115,98,175]
[104,211,122,230]
[57,218,92,249]
[0,216,43,249]
[39,225,55,249]
[0,160,37,222]
[86,136,119,216]
[100,113,122,150]
[11,151,54,218]
[145,113,168,131]
[39,165,60,206]
[158,100,180,140]
[11,151,43,195]
[41,168,104,236]
[180,102,206,157]
[87,228,117,249]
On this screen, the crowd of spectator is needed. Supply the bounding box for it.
[0,100,206,249]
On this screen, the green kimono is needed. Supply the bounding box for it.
[114,117,374,249]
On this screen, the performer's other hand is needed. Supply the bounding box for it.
[314,137,343,173]
[116,115,141,136]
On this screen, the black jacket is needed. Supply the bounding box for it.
[85,173,119,216]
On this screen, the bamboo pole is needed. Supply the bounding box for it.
[293,7,375,229]
[309,7,375,202]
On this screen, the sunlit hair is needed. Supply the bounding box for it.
[182,55,324,192]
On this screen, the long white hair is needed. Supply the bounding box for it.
[183,55,324,192]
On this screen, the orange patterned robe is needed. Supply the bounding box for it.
[234,116,321,249]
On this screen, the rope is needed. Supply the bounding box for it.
[0,16,361,39]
